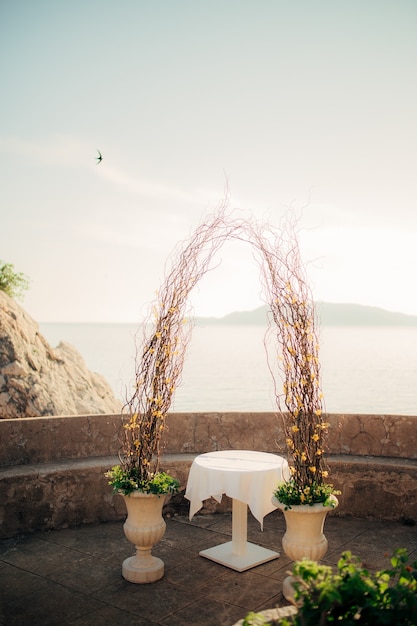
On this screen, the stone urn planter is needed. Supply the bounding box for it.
[121,491,167,583]
[233,605,298,625]
[272,494,339,602]
[272,494,338,561]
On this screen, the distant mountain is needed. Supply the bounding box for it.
[197,307,268,326]
[196,302,417,326]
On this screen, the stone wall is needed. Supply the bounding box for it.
[1,412,416,538]
[161,412,417,460]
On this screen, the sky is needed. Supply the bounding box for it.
[1,0,416,323]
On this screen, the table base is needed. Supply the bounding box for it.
[199,541,280,572]
[198,498,280,571]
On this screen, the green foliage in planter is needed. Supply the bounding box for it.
[242,613,275,626]
[292,549,417,625]
[242,549,417,625]
[274,479,340,509]
[105,465,179,495]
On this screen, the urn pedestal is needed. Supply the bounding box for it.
[272,495,339,602]
[121,492,166,584]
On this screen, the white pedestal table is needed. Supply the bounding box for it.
[185,450,290,572]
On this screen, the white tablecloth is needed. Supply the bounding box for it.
[185,450,290,528]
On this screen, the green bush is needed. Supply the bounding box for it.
[0,261,29,299]
[242,549,417,625]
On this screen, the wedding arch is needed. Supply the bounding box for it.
[121,204,328,493]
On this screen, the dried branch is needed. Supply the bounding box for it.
[120,198,243,484]
[244,214,330,491]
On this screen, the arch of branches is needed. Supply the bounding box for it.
[121,206,329,492]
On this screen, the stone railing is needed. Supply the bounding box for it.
[1,412,416,538]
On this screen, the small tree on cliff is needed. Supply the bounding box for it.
[0,261,29,300]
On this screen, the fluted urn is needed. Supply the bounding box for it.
[121,492,166,583]
[272,494,339,602]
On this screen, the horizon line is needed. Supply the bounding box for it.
[37,301,417,325]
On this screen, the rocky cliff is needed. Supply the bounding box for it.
[0,291,121,418]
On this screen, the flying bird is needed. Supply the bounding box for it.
[96,150,102,164]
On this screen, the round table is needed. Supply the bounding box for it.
[185,450,290,571]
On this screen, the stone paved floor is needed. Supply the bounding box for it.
[1,511,416,626]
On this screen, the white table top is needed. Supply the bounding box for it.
[185,450,290,527]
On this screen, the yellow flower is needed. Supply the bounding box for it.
[291,425,300,433]
[322,471,329,478]
[312,433,319,442]
[301,452,307,462]
[309,466,317,473]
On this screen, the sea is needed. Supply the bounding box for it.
[39,323,417,416]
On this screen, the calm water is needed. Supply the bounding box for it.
[39,323,417,415]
